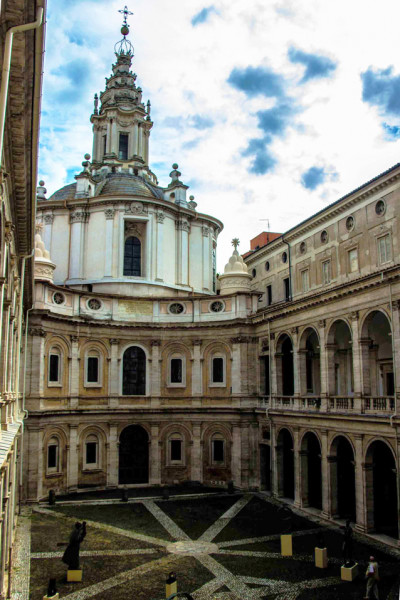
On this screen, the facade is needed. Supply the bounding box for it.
[0,0,46,595]
[25,16,400,547]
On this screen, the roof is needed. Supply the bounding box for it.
[48,183,76,202]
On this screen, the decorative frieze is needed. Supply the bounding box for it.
[29,327,46,337]
[151,340,161,347]
[156,211,165,223]
[126,201,148,215]
[104,209,116,220]
[43,214,54,224]
[110,338,119,345]
[175,219,190,232]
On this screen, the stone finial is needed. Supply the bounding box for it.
[146,99,151,120]
[82,154,91,172]
[94,93,99,115]
[169,163,181,184]
[37,180,47,201]
[232,238,240,250]
[218,237,251,296]
[34,226,56,282]
[188,195,197,210]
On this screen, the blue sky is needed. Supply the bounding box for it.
[39,0,400,268]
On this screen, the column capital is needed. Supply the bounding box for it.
[70,335,79,343]
[110,338,119,345]
[151,339,161,347]
[317,319,326,328]
[349,311,359,321]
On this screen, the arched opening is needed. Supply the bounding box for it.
[327,320,353,397]
[365,440,398,538]
[361,311,393,404]
[122,346,146,395]
[301,432,322,509]
[124,236,141,276]
[276,428,294,499]
[299,328,321,397]
[330,436,355,521]
[260,445,271,491]
[276,334,294,396]
[118,425,149,484]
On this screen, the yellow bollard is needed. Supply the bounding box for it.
[315,547,328,568]
[281,534,292,556]
[43,595,59,600]
[166,571,177,598]
[67,569,83,582]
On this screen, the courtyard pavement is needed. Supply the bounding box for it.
[10,492,400,600]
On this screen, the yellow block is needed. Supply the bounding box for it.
[67,569,83,582]
[43,595,59,600]
[166,581,177,597]
[281,534,292,556]
[341,563,358,581]
[315,547,328,568]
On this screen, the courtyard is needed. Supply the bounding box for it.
[11,491,400,600]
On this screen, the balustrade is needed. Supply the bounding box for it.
[362,396,394,413]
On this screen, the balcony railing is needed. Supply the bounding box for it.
[260,395,396,415]
[329,397,354,412]
[362,396,394,413]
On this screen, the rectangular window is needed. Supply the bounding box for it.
[86,442,97,465]
[170,440,182,462]
[267,285,272,306]
[322,260,331,284]
[212,440,224,462]
[170,358,182,383]
[284,277,290,301]
[87,357,99,383]
[48,445,57,469]
[348,248,358,273]
[378,234,391,264]
[119,133,129,160]
[49,354,60,383]
[212,357,224,383]
[103,135,107,156]
[301,269,309,292]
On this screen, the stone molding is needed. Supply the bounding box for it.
[175,219,190,233]
[156,211,165,223]
[43,214,54,224]
[104,209,116,220]
[202,226,210,237]
[70,211,89,224]
[126,201,148,215]
[29,327,46,337]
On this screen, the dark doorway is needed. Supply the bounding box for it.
[277,428,294,499]
[282,337,294,396]
[260,445,271,491]
[123,346,146,395]
[303,432,322,509]
[119,425,149,484]
[368,441,398,538]
[335,437,356,520]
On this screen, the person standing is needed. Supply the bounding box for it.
[365,556,379,599]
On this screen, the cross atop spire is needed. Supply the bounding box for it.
[231,238,240,251]
[118,5,133,29]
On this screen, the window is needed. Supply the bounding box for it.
[346,216,354,231]
[124,236,141,276]
[211,357,224,384]
[122,346,146,395]
[375,199,385,216]
[168,356,186,387]
[284,277,290,301]
[85,350,101,386]
[265,261,270,272]
[252,268,256,278]
[282,252,287,263]
[52,292,65,305]
[169,302,185,314]
[84,434,99,469]
[267,284,272,306]
[348,248,358,273]
[299,241,306,254]
[48,349,61,385]
[168,434,184,464]
[210,300,224,313]
[103,135,107,156]
[378,234,391,264]
[211,435,225,463]
[320,230,328,243]
[322,260,331,284]
[87,298,102,310]
[301,269,309,292]
[47,437,59,473]
[119,133,129,160]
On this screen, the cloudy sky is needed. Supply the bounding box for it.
[39,0,400,269]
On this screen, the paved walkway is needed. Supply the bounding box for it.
[10,494,400,599]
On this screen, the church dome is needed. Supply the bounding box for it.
[48,183,76,202]
[98,173,164,200]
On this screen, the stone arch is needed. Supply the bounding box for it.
[161,341,192,394]
[326,319,353,397]
[161,423,192,482]
[79,425,107,474]
[276,333,294,396]
[300,431,322,509]
[118,424,149,485]
[360,310,393,399]
[202,342,232,394]
[276,427,294,499]
[44,336,70,394]
[202,423,232,483]
[80,340,109,393]
[298,327,321,396]
[364,438,398,537]
[43,426,68,483]
[329,435,355,520]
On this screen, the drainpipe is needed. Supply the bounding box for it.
[281,236,292,301]
[0,8,44,173]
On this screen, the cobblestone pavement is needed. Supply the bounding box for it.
[11,494,400,599]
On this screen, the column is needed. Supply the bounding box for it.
[291,327,300,397]
[150,340,161,406]
[231,338,241,396]
[392,301,400,408]
[202,228,210,291]
[293,427,301,507]
[149,425,161,485]
[354,434,366,533]
[104,210,115,277]
[328,455,338,516]
[69,212,88,281]
[67,425,78,492]
[240,423,250,490]
[232,425,241,488]
[37,427,44,501]
[320,429,330,518]
[271,423,278,496]
[249,422,259,489]
[109,339,119,406]
[350,311,362,411]
[191,425,202,482]
[360,338,371,396]
[107,423,119,488]
[318,320,328,409]
[155,211,164,281]
[70,335,79,409]
[326,343,336,397]
[133,123,138,156]
[192,340,202,401]
[43,214,54,254]
[175,220,190,286]
[270,333,277,402]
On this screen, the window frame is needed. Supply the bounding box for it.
[83,434,100,470]
[266,284,272,306]
[46,436,60,475]
[167,354,186,388]
[167,433,185,466]
[322,259,331,285]
[209,354,226,388]
[348,247,359,273]
[48,347,62,387]
[123,235,142,277]
[211,434,226,465]
[118,132,129,160]
[84,349,102,388]
[301,268,309,293]
[377,233,392,265]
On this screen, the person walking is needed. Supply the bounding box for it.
[365,556,379,599]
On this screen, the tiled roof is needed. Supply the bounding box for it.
[99,174,165,199]
[48,183,76,202]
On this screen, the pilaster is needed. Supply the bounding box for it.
[191,424,202,482]
[149,425,161,485]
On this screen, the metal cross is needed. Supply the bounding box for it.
[231,238,240,250]
[118,6,133,26]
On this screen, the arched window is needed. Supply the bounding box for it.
[210,353,226,386]
[85,349,101,387]
[122,346,146,395]
[48,347,62,385]
[211,433,225,464]
[84,434,99,469]
[168,433,184,465]
[47,436,60,473]
[168,354,186,387]
[124,236,141,276]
